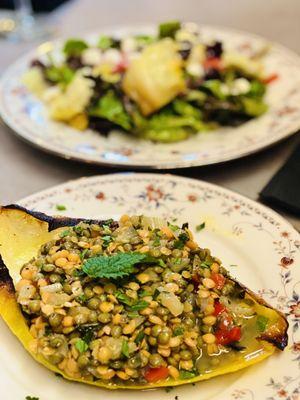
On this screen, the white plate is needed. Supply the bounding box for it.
[1,25,300,169]
[0,173,299,400]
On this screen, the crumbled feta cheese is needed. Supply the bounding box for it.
[121,36,137,53]
[230,78,251,95]
[182,22,199,35]
[81,48,102,66]
[175,29,198,44]
[103,48,123,65]
[186,62,204,77]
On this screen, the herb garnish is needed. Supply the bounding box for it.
[75,338,88,353]
[256,315,269,332]
[173,326,185,336]
[82,252,163,279]
[196,222,206,232]
[121,339,130,358]
[56,204,67,211]
[60,229,71,238]
[179,370,196,379]
[135,331,145,344]
[174,232,189,249]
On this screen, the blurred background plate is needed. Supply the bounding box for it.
[1,24,300,169]
[0,173,299,399]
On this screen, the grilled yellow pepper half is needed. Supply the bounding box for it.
[122,39,186,116]
[0,206,288,390]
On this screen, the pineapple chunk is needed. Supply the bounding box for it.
[122,39,186,115]
[47,74,94,121]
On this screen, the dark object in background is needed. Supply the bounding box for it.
[0,0,70,12]
[260,140,300,215]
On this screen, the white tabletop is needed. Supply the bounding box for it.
[0,0,299,230]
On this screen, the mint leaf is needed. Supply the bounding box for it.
[63,39,88,56]
[121,339,130,358]
[82,252,147,279]
[75,338,88,353]
[26,396,39,400]
[256,315,269,332]
[196,222,206,232]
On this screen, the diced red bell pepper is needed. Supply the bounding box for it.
[213,301,226,316]
[215,326,242,345]
[211,273,226,290]
[203,57,223,70]
[144,367,169,383]
[262,73,279,84]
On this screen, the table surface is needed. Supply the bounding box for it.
[0,0,299,230]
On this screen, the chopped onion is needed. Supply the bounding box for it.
[40,283,62,293]
[159,292,184,316]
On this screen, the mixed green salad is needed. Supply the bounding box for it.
[23,21,277,143]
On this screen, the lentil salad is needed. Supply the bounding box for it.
[11,212,288,388]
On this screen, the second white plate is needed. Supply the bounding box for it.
[0,173,299,400]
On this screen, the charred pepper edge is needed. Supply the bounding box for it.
[0,205,289,390]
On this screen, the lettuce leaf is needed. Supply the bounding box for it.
[88,91,132,130]
[63,39,88,56]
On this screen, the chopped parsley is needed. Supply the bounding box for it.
[60,229,71,238]
[75,338,88,353]
[56,204,67,211]
[173,326,185,336]
[121,339,130,358]
[179,370,196,379]
[256,315,269,332]
[196,222,206,232]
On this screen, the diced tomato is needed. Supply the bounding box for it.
[113,57,129,73]
[228,326,242,342]
[203,57,223,70]
[262,73,279,84]
[144,367,169,383]
[211,273,226,290]
[213,301,226,316]
[215,326,242,345]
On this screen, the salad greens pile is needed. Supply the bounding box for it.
[24,21,273,143]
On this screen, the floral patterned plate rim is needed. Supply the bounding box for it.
[1,24,300,169]
[0,172,299,400]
